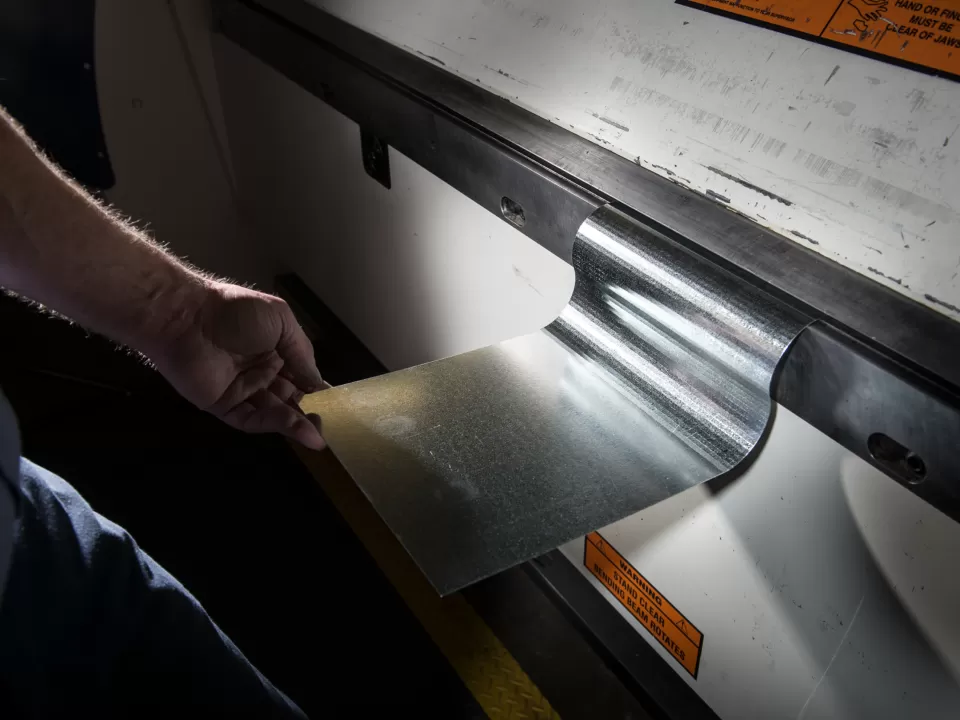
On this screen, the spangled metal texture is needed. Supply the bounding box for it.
[552,206,806,471]
[301,206,809,595]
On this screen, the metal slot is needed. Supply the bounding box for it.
[867,433,927,485]
[777,323,960,521]
[360,129,390,189]
[500,196,525,227]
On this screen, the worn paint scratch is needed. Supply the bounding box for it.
[824,65,840,86]
[706,166,793,206]
[907,88,927,112]
[484,65,536,87]
[797,595,865,720]
[792,151,956,222]
[651,163,676,177]
[861,177,955,222]
[925,294,960,315]
[588,111,630,132]
[866,127,915,154]
[945,125,960,148]
[791,230,819,245]
[416,51,446,66]
[706,189,731,203]
[868,266,903,285]
[633,87,786,157]
[833,100,856,116]
[513,265,544,298]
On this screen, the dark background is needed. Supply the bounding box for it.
[0,292,481,717]
[0,0,114,189]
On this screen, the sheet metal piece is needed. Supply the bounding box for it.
[302,205,808,595]
[552,206,806,470]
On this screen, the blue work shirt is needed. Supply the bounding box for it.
[0,389,19,604]
[0,388,306,715]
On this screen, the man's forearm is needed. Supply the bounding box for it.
[0,107,205,355]
[0,107,327,447]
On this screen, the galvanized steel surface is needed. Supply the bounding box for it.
[301,206,808,595]
[551,206,806,470]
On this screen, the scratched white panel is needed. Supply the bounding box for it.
[562,406,960,719]
[312,0,960,320]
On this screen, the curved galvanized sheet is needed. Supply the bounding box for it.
[551,205,806,470]
[301,205,809,595]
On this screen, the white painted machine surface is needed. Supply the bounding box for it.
[561,407,960,718]
[312,0,960,322]
[209,2,960,717]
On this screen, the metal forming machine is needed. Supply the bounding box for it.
[211,1,960,716]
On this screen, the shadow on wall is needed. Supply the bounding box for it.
[705,411,960,718]
[96,0,274,288]
[212,34,574,372]
[0,0,114,190]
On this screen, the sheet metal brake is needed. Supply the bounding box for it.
[302,204,810,595]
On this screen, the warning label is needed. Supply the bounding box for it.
[584,532,703,678]
[681,0,960,78]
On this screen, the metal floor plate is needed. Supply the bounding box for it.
[301,205,808,595]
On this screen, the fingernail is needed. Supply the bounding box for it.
[294,415,326,450]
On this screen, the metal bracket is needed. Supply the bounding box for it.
[360,130,391,189]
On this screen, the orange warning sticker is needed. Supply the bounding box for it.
[584,532,703,678]
[681,0,960,79]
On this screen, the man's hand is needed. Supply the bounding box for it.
[148,281,328,450]
[0,106,330,448]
